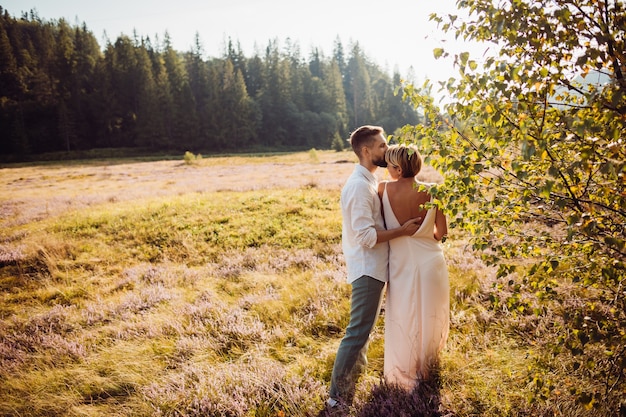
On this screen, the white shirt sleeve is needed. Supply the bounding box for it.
[344,179,378,249]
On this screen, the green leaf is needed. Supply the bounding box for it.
[460,51,469,65]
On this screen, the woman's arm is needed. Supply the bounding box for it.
[433,207,448,241]
[377,181,385,200]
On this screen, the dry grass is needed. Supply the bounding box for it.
[0,150,558,417]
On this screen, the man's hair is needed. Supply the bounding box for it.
[349,125,384,157]
[385,144,422,178]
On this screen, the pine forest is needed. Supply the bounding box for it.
[0,8,421,159]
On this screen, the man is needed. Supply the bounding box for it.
[327,125,421,408]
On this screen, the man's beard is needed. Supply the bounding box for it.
[373,156,388,168]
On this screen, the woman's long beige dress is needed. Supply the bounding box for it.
[382,183,450,390]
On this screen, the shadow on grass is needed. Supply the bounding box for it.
[316,368,452,417]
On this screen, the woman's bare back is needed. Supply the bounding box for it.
[384,179,430,226]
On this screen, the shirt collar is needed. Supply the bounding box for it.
[354,163,378,184]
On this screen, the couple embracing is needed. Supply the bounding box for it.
[326,125,450,409]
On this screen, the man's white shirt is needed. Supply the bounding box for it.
[341,164,389,284]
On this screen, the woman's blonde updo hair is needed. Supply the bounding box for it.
[385,144,422,178]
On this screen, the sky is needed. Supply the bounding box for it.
[2,0,482,92]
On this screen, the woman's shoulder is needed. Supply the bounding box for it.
[377,180,390,198]
[412,180,434,202]
[414,180,436,189]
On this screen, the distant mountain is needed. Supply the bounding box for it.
[552,69,613,107]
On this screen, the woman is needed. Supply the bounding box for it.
[379,143,449,390]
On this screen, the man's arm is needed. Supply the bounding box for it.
[376,217,421,244]
[345,179,420,247]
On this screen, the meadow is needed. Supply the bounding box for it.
[0,150,570,416]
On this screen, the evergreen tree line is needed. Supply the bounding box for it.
[0,8,421,158]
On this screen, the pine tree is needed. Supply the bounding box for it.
[213,59,258,149]
[0,18,19,98]
[346,43,374,129]
[133,40,162,148]
[323,60,348,137]
[162,33,198,150]
[186,34,213,148]
[257,40,292,146]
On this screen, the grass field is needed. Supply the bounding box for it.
[0,150,591,416]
